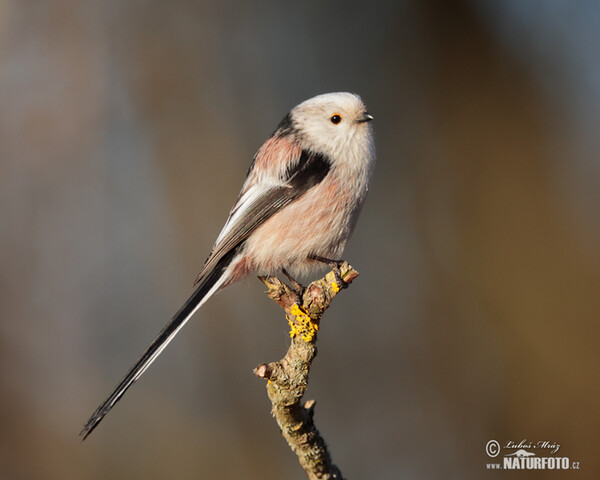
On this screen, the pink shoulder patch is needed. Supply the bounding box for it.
[253,135,302,178]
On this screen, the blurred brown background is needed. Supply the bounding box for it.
[1,0,599,478]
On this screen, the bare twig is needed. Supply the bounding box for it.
[254,262,359,480]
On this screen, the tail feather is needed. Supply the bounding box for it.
[80,258,232,440]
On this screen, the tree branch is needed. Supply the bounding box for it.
[254,262,359,480]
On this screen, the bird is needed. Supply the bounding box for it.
[80,92,375,439]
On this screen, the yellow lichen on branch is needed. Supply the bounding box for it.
[288,303,319,341]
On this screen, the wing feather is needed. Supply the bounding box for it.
[194,150,330,285]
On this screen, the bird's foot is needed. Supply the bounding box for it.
[309,255,348,290]
[282,268,305,296]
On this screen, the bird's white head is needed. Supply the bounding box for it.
[289,92,374,163]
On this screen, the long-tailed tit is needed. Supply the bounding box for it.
[81,92,375,439]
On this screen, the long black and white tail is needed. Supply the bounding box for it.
[80,259,232,440]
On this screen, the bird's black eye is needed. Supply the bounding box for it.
[330,114,342,124]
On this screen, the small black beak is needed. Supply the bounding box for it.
[357,112,374,123]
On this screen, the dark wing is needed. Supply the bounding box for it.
[195,149,330,285]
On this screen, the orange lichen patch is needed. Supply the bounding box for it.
[288,304,319,342]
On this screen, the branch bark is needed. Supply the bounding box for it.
[254,262,359,480]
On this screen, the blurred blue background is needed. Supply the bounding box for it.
[1,0,599,478]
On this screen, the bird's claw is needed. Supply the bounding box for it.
[282,268,305,296]
[310,255,348,289]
